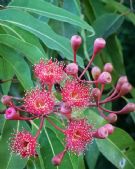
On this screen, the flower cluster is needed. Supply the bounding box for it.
[1,35,135,166]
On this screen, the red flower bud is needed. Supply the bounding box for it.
[93,38,106,55]
[60,102,72,119]
[103,63,113,73]
[104,124,115,134]
[91,66,101,80]
[116,76,128,91]
[5,107,20,120]
[97,72,112,84]
[91,88,101,101]
[52,151,66,166]
[107,113,117,123]
[71,35,82,53]
[65,63,78,75]
[119,103,135,114]
[93,126,108,139]
[119,82,132,96]
[1,95,12,105]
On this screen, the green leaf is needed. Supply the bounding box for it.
[96,128,135,169]
[85,140,100,169]
[85,109,135,169]
[0,44,33,90]
[102,0,135,26]
[105,35,125,75]
[87,13,124,56]
[0,34,44,64]
[0,57,14,94]
[9,0,94,34]
[93,13,124,39]
[1,23,46,57]
[0,9,84,65]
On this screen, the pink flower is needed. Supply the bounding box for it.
[64,119,93,154]
[61,80,91,107]
[24,88,54,116]
[10,131,38,158]
[34,59,65,85]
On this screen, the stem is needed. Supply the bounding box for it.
[46,117,65,133]
[79,53,96,79]
[73,50,76,63]
[76,77,98,84]
[19,116,37,121]
[14,106,25,112]
[35,117,45,139]
[104,89,118,101]
[98,107,108,120]
[98,84,105,103]
[48,84,53,93]
[99,106,121,114]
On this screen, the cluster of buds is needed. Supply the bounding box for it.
[0,35,134,166]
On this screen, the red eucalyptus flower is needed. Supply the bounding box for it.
[34,59,65,85]
[62,80,92,107]
[64,119,93,154]
[10,131,38,158]
[24,88,54,116]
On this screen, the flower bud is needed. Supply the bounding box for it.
[119,82,132,96]
[97,72,112,84]
[104,124,115,134]
[5,107,19,120]
[93,38,106,55]
[116,76,128,91]
[91,88,101,101]
[52,151,65,166]
[93,126,108,139]
[91,66,101,80]
[1,95,12,105]
[71,35,82,53]
[103,63,113,73]
[65,63,78,75]
[60,102,72,119]
[107,113,117,123]
[119,103,135,114]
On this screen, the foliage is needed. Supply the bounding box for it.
[0,0,135,169]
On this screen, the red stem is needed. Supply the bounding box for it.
[35,117,45,139]
[46,117,65,133]
[73,51,76,63]
[79,53,96,79]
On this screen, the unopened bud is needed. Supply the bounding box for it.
[91,88,101,101]
[104,63,113,73]
[119,82,132,96]
[97,72,112,84]
[1,95,12,105]
[5,107,19,120]
[71,35,82,53]
[93,126,108,139]
[116,76,128,91]
[91,66,101,80]
[119,103,135,114]
[107,113,117,123]
[60,102,72,119]
[52,151,66,166]
[65,63,78,75]
[93,38,106,55]
[104,124,115,134]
